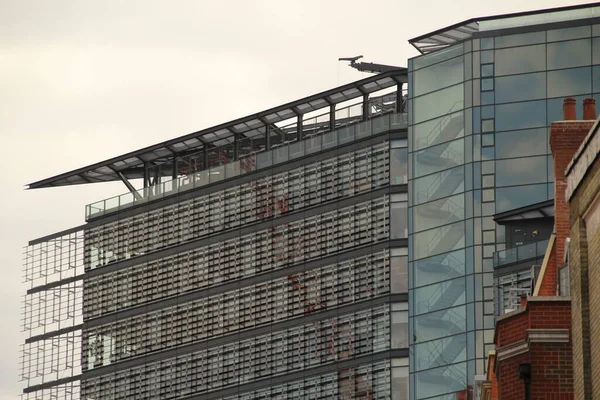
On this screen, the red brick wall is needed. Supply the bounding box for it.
[495,300,573,400]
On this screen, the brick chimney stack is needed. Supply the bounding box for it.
[583,97,596,120]
[540,98,595,296]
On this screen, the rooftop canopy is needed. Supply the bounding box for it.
[28,69,407,189]
[409,2,600,54]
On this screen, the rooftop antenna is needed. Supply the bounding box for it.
[338,55,403,74]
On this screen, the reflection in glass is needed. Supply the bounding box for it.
[548,67,592,98]
[496,183,548,213]
[496,156,547,186]
[415,360,466,398]
[495,44,545,76]
[495,72,546,104]
[414,56,464,96]
[413,166,464,205]
[495,100,546,132]
[413,138,464,179]
[413,112,464,151]
[391,256,408,293]
[413,43,464,70]
[413,193,465,233]
[593,37,600,64]
[391,148,409,185]
[495,128,547,159]
[494,31,545,48]
[547,25,591,42]
[413,84,464,124]
[392,309,409,348]
[414,333,467,371]
[414,277,466,315]
[414,249,466,288]
[391,202,408,239]
[413,221,465,260]
[547,39,591,70]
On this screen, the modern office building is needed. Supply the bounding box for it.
[21,71,410,399]
[20,3,600,400]
[406,3,600,399]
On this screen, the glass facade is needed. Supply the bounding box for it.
[408,18,600,400]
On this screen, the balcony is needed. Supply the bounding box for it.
[492,239,549,269]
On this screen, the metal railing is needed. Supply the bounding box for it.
[493,239,549,269]
[86,112,407,219]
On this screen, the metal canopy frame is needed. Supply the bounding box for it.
[409,2,600,54]
[28,69,407,190]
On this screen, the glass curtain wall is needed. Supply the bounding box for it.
[408,20,600,400]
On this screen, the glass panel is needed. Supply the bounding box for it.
[547,67,592,98]
[496,156,548,187]
[413,111,464,151]
[391,256,408,293]
[413,138,464,179]
[481,50,493,64]
[392,310,409,348]
[494,44,546,76]
[391,201,408,239]
[414,305,466,343]
[495,128,547,159]
[495,72,546,104]
[547,39,591,70]
[413,193,465,233]
[547,25,591,42]
[415,333,467,372]
[413,221,465,260]
[413,166,465,205]
[593,37,600,64]
[414,249,466,288]
[413,56,464,96]
[496,183,548,213]
[391,148,409,185]
[413,43,464,70]
[481,64,494,77]
[494,31,546,48]
[415,277,466,315]
[495,100,546,132]
[413,84,464,124]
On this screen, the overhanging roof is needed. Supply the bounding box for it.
[493,200,555,224]
[28,69,407,189]
[409,2,600,54]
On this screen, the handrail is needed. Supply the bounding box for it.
[493,239,550,269]
[86,111,407,220]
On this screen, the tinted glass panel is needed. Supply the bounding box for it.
[414,249,465,288]
[414,334,467,372]
[495,72,546,103]
[413,305,466,342]
[391,202,408,239]
[413,43,464,70]
[391,256,408,293]
[594,65,600,92]
[391,148,409,185]
[414,56,464,96]
[548,94,589,123]
[413,138,464,178]
[495,128,547,159]
[413,193,465,233]
[416,362,467,399]
[495,31,545,48]
[414,84,464,124]
[496,156,547,186]
[547,25,591,42]
[495,44,545,76]
[496,183,548,213]
[547,39,591,70]
[495,100,546,132]
[547,67,592,98]
[414,277,466,315]
[413,111,464,151]
[414,221,465,260]
[593,37,600,64]
[414,166,464,205]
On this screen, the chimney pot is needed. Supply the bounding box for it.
[563,97,576,120]
[583,97,596,120]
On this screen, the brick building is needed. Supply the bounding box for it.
[566,98,600,399]
[485,98,596,400]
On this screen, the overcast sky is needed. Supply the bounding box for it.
[0,0,594,397]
